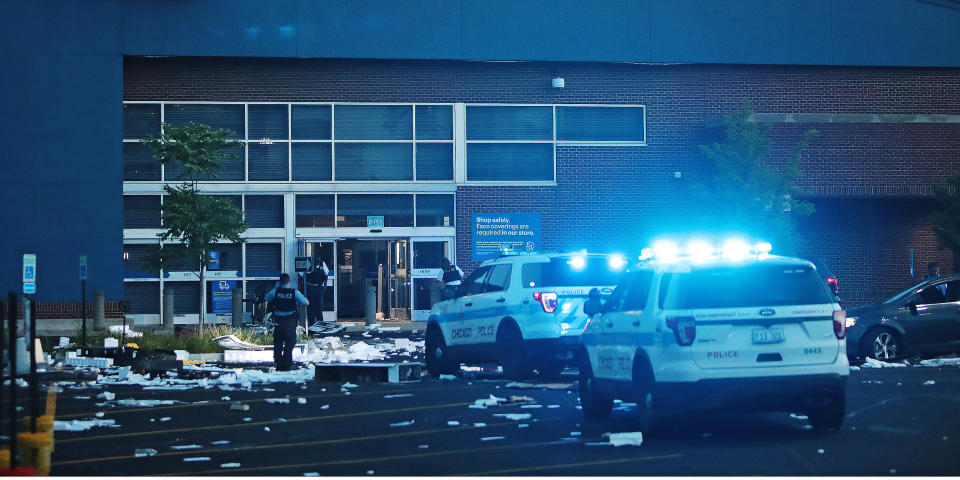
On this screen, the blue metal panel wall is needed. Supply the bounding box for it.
[0,1,123,300]
[114,0,960,66]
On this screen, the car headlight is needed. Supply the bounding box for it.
[845,317,857,328]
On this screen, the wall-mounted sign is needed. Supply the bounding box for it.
[472,213,542,261]
[211,280,236,314]
[208,251,220,271]
[367,216,385,228]
[295,256,312,272]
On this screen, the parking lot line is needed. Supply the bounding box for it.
[55,384,462,420]
[459,453,684,476]
[56,401,472,444]
[53,418,562,467]
[155,438,571,476]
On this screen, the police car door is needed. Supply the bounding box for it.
[470,263,512,345]
[607,270,655,382]
[589,275,631,381]
[445,266,492,347]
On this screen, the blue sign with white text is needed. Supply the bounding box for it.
[472,213,542,261]
[211,280,236,314]
[367,216,385,228]
[208,251,220,271]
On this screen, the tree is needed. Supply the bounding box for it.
[697,99,819,254]
[930,172,960,272]
[143,122,248,326]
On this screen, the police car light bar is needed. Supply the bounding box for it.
[640,239,772,263]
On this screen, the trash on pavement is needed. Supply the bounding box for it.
[212,440,230,445]
[924,380,936,385]
[438,374,457,380]
[135,449,158,457]
[390,420,415,427]
[298,397,307,404]
[183,457,212,462]
[54,419,120,431]
[608,431,644,447]
[230,402,250,411]
[265,397,291,404]
[220,463,241,468]
[97,391,116,401]
[447,421,460,426]
[170,445,202,450]
[384,393,414,399]
[481,436,505,442]
[493,413,531,421]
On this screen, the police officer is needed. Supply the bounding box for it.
[439,258,464,300]
[265,273,309,371]
[305,256,329,326]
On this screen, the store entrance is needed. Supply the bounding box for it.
[337,239,410,321]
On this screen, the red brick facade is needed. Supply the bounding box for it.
[124,57,960,306]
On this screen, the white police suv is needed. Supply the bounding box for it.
[579,240,849,431]
[425,252,627,379]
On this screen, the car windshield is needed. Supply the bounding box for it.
[882,281,928,304]
[522,256,623,288]
[659,263,834,309]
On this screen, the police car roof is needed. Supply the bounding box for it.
[636,254,815,273]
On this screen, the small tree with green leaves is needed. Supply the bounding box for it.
[930,172,960,272]
[143,123,248,326]
[697,99,819,254]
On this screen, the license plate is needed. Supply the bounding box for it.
[752,327,786,344]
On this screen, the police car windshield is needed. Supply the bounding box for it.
[522,257,621,288]
[659,264,833,309]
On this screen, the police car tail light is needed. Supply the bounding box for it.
[532,292,558,313]
[665,316,696,346]
[833,310,846,339]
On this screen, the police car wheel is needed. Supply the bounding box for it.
[807,390,846,431]
[425,327,458,377]
[498,325,532,380]
[632,357,658,432]
[579,364,613,419]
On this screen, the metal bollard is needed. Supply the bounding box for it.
[92,290,105,330]
[231,288,243,328]
[365,286,377,326]
[162,288,174,331]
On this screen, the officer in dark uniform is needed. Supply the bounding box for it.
[439,258,464,300]
[305,257,328,326]
[265,273,309,371]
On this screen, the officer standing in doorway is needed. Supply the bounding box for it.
[439,258,464,300]
[265,273,309,371]
[305,256,329,326]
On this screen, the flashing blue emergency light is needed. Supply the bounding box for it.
[720,238,751,262]
[568,255,587,271]
[652,240,679,263]
[607,254,627,271]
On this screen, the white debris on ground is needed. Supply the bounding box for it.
[493,413,532,421]
[159,417,171,422]
[474,423,487,428]
[170,445,202,450]
[481,436,505,442]
[384,394,414,399]
[303,472,320,477]
[789,413,809,420]
[608,432,644,447]
[861,358,908,368]
[817,449,825,454]
[54,419,120,432]
[390,420,415,427]
[220,463,241,468]
[438,374,457,381]
[470,395,507,409]
[923,380,936,385]
[265,397,291,404]
[135,448,158,457]
[212,440,230,445]
[183,457,211,462]
[298,397,307,404]
[108,324,143,338]
[920,354,960,367]
[447,421,460,426]
[96,391,115,401]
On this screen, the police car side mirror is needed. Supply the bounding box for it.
[907,298,920,315]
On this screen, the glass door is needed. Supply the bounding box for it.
[387,239,410,321]
[411,239,454,322]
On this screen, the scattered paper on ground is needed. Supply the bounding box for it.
[390,420,415,427]
[493,413,532,421]
[54,419,120,432]
[608,432,644,447]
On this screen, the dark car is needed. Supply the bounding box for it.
[845,274,960,362]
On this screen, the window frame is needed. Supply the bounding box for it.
[122,101,456,185]
[462,103,646,186]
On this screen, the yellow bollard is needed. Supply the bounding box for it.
[0,448,9,469]
[21,414,55,433]
[18,432,53,476]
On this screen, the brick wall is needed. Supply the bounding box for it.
[124,56,960,306]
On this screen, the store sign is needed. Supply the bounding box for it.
[367,216,385,228]
[211,280,236,314]
[472,213,541,261]
[412,268,442,279]
[295,257,312,272]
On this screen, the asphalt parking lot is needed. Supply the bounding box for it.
[40,364,960,476]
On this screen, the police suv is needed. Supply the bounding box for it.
[579,240,849,431]
[425,252,627,379]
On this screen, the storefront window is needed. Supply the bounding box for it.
[337,194,413,227]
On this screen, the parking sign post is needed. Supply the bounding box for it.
[22,254,36,296]
[80,255,88,346]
